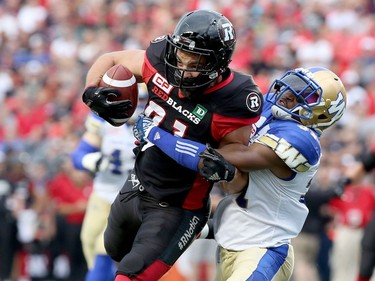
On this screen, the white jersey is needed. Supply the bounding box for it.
[214,97,321,251]
[85,113,135,203]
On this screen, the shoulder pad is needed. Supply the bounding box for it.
[146,36,167,63]
[212,71,263,119]
[255,121,321,172]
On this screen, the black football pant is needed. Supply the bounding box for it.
[104,171,210,280]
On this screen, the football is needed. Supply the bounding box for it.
[99,64,139,120]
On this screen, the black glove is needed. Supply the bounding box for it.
[82,86,132,126]
[199,146,235,182]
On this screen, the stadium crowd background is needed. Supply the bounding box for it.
[0,0,374,280]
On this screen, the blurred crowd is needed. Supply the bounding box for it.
[0,0,375,280]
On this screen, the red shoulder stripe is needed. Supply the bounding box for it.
[142,54,157,84]
[211,113,260,141]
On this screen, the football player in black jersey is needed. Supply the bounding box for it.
[81,10,263,281]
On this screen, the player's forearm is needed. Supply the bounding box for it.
[85,53,117,87]
[146,126,206,171]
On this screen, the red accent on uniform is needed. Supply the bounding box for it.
[176,72,235,99]
[178,90,185,99]
[211,113,260,142]
[356,277,370,281]
[115,260,171,281]
[115,274,131,281]
[204,72,234,94]
[183,173,211,210]
[143,54,158,84]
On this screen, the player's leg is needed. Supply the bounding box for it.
[104,178,143,262]
[115,193,210,281]
[81,193,109,269]
[81,192,115,281]
[216,244,294,281]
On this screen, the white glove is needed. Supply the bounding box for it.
[82,151,110,173]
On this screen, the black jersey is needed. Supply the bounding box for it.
[134,36,263,210]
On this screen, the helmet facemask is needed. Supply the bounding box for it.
[268,67,347,134]
[269,69,322,122]
[165,35,220,97]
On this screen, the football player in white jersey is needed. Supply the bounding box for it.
[71,112,135,281]
[133,67,347,281]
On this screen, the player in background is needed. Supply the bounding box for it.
[346,143,375,281]
[133,67,347,280]
[80,9,263,281]
[71,112,135,281]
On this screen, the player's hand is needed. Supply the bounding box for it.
[199,146,235,182]
[82,86,132,126]
[132,114,155,144]
[81,151,110,174]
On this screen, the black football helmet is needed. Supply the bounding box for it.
[165,10,236,96]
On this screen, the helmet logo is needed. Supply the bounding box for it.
[246,92,262,112]
[328,91,346,121]
[221,23,235,42]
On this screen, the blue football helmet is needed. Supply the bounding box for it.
[268,67,347,133]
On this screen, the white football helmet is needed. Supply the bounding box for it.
[268,67,347,133]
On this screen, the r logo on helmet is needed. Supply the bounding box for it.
[221,22,235,42]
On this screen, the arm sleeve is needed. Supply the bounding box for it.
[71,139,100,171]
[147,126,207,171]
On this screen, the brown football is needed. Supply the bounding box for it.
[99,64,138,120]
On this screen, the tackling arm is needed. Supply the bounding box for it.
[133,115,292,183]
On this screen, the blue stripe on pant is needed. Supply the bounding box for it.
[247,244,289,281]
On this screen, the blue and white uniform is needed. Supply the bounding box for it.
[213,96,321,281]
[86,114,135,203]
